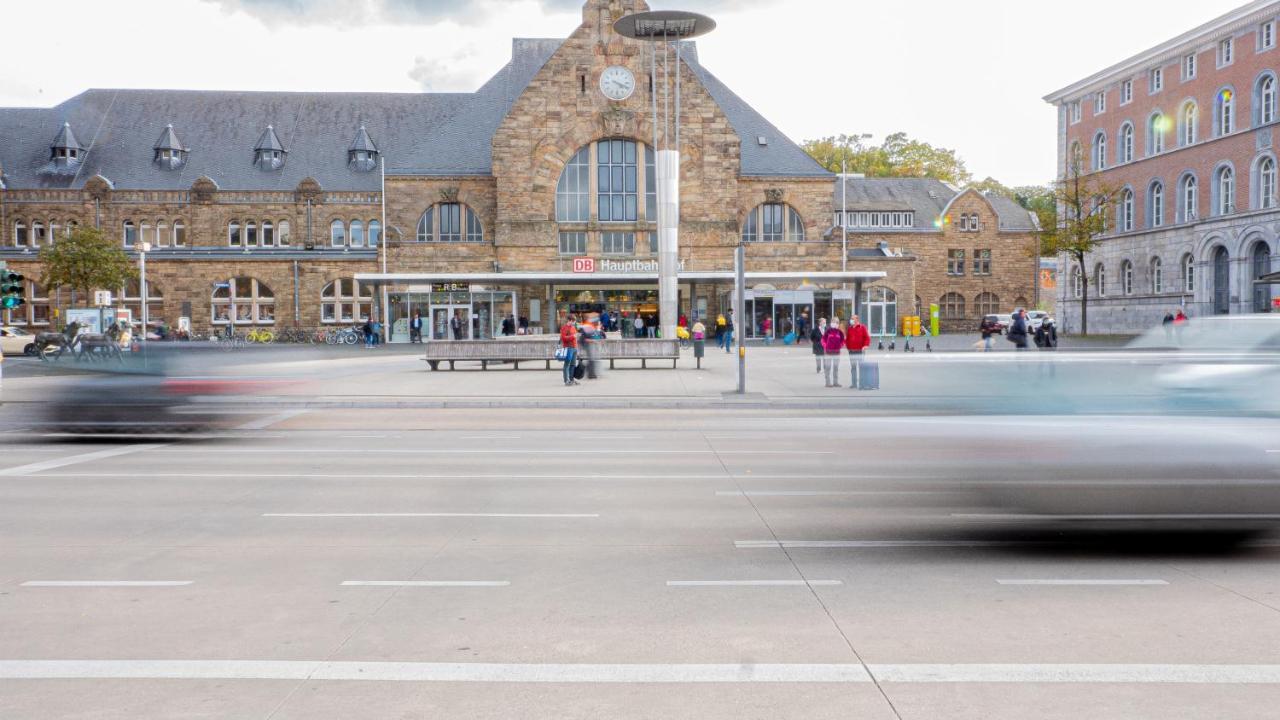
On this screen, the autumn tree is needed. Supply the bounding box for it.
[39,225,137,305]
[802,132,972,186]
[1039,153,1121,335]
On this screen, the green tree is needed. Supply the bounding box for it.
[802,132,971,185]
[39,225,137,304]
[1038,155,1121,335]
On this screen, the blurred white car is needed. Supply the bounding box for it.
[0,326,37,357]
[1128,314,1280,413]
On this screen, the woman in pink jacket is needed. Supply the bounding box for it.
[821,320,845,387]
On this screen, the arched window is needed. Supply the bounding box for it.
[367,220,380,247]
[261,220,274,247]
[1149,181,1164,228]
[416,203,484,243]
[1151,257,1164,293]
[1182,253,1196,292]
[1148,113,1166,155]
[940,292,965,319]
[277,220,290,246]
[1119,122,1134,163]
[245,221,257,248]
[1215,165,1235,215]
[1257,73,1278,126]
[975,291,1000,316]
[228,220,241,247]
[321,278,373,323]
[211,277,275,325]
[1215,87,1235,136]
[329,220,345,247]
[1253,241,1273,312]
[1258,156,1277,209]
[597,138,639,222]
[555,146,590,222]
[173,219,186,247]
[31,221,46,247]
[139,220,152,248]
[350,219,364,247]
[156,220,168,248]
[741,204,804,242]
[1180,101,1198,146]
[1121,259,1134,295]
[1119,188,1135,231]
[1093,131,1107,171]
[1094,262,1107,297]
[1179,174,1198,222]
[1072,265,1083,298]
[13,221,27,248]
[122,220,137,248]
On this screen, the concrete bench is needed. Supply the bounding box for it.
[424,338,679,370]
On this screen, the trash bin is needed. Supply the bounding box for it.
[693,338,705,368]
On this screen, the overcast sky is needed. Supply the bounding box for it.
[0,0,1245,186]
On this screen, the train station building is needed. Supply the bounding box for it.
[0,0,1038,341]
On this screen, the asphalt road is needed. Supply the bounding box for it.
[2,405,1280,719]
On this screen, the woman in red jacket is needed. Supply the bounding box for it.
[844,314,871,389]
[559,315,579,386]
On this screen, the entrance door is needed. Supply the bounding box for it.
[864,287,898,336]
[1213,246,1230,315]
[432,306,470,340]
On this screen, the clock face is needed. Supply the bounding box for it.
[599,65,636,101]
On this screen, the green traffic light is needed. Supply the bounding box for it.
[1,296,23,309]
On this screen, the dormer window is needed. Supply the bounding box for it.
[153,124,187,170]
[347,125,379,172]
[48,122,84,171]
[253,125,287,171]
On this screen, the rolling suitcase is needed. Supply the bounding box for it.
[857,361,879,390]
[573,360,586,380]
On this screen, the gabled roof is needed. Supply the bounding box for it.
[831,177,1037,232]
[348,125,377,153]
[254,125,286,153]
[153,124,184,151]
[51,121,83,150]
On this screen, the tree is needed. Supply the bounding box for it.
[802,132,972,185]
[1038,155,1121,335]
[39,225,137,305]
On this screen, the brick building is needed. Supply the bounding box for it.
[0,0,1035,341]
[1046,0,1280,333]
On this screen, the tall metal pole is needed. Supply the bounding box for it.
[380,154,389,341]
[139,246,147,347]
[737,240,747,392]
[656,34,679,342]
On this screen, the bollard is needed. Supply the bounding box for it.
[693,338,705,369]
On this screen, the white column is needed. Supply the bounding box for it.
[656,149,680,340]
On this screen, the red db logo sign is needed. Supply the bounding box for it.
[572,257,595,273]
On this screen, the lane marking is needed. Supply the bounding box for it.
[236,409,309,431]
[717,490,937,497]
[341,580,509,587]
[666,580,843,587]
[735,540,1021,549]
[4,660,1280,684]
[21,581,192,587]
[24,473,878,481]
[139,448,833,455]
[462,435,521,440]
[996,579,1169,586]
[263,512,599,518]
[0,443,164,477]
[954,513,1280,521]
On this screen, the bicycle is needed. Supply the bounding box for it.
[245,328,275,344]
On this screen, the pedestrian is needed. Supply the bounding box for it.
[1162,310,1175,342]
[724,310,735,352]
[678,313,688,329]
[1173,309,1188,343]
[1007,308,1029,351]
[979,315,999,352]
[796,310,810,343]
[450,311,463,340]
[410,311,423,344]
[822,319,845,387]
[715,313,726,349]
[633,314,645,339]
[762,315,773,346]
[1036,318,1058,350]
[810,317,827,373]
[845,314,871,388]
[579,315,602,379]
[559,314,579,386]
[362,317,374,348]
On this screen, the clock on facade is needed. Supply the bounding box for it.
[599,65,635,101]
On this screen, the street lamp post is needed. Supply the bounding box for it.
[614,10,716,342]
[139,241,151,346]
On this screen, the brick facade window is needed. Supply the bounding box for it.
[1219,37,1234,67]
[555,146,590,222]
[1092,131,1107,171]
[415,204,483,243]
[597,138,638,223]
[1258,156,1278,209]
[972,249,992,275]
[975,292,1000,316]
[1121,79,1133,104]
[1261,21,1275,51]
[1214,88,1235,136]
[1072,266,1083,298]
[940,292,965,319]
[1179,174,1199,222]
[1150,67,1163,93]
[558,231,587,255]
[321,278,372,323]
[1094,91,1106,114]
[1255,73,1277,125]
[1214,165,1236,215]
[947,249,965,276]
[1180,101,1198,146]
[1070,101,1081,124]
[1149,181,1164,227]
[1118,122,1134,163]
[122,220,137,248]
[1148,113,1166,155]
[1119,188,1135,231]
[121,278,163,325]
[13,221,27,247]
[601,231,635,255]
[1182,52,1196,80]
[212,277,274,325]
[742,203,804,242]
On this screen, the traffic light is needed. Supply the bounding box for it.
[1,270,25,310]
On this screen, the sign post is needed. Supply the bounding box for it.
[735,243,746,394]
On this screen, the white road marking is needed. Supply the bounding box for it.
[717,490,936,497]
[735,540,1021,549]
[0,443,164,477]
[236,409,309,431]
[666,580,843,587]
[263,512,599,518]
[954,513,1280,521]
[21,581,192,587]
[996,579,1169,586]
[4,660,1280,684]
[341,580,510,587]
[145,448,832,455]
[462,435,521,440]
[29,473,868,481]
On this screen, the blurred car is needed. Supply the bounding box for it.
[1025,310,1053,330]
[982,314,1008,334]
[0,326,38,357]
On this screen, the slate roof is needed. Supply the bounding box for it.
[0,36,829,190]
[832,177,1037,232]
[348,125,377,153]
[153,124,184,152]
[51,122,84,151]
[253,125,286,153]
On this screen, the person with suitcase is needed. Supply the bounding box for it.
[845,314,873,389]
[558,315,579,386]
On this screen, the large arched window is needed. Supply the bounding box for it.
[741,203,805,242]
[975,291,1000,316]
[1093,131,1107,171]
[321,278,373,323]
[1148,113,1166,155]
[1215,87,1235,136]
[1257,73,1278,126]
[1121,259,1134,295]
[1119,187,1135,231]
[555,146,590,222]
[940,292,965,319]
[1253,240,1273,312]
[416,203,483,242]
[1179,173,1199,222]
[1182,252,1196,292]
[1180,101,1198,146]
[122,220,137,248]
[1214,165,1235,215]
[1072,265,1083,298]
[330,219,346,247]
[1148,180,1164,228]
[1257,155,1277,209]
[1151,257,1164,293]
[1118,122,1134,163]
[349,220,364,247]
[1094,262,1107,297]
[211,277,275,325]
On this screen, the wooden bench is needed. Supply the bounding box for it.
[424,338,679,370]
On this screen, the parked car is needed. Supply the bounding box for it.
[1025,310,1053,330]
[981,314,1008,334]
[0,326,37,357]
